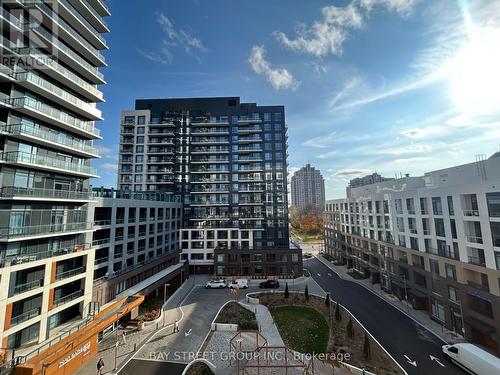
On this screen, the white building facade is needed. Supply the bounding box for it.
[325,155,500,355]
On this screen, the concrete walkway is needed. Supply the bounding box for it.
[315,254,464,344]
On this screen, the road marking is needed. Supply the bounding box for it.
[430,355,445,367]
[184,328,192,337]
[404,355,417,367]
[328,273,332,277]
[317,273,321,277]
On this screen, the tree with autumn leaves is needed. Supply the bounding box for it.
[290,204,324,237]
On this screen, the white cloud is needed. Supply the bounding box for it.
[360,0,418,16]
[248,46,299,90]
[99,163,118,172]
[139,13,207,64]
[275,3,363,57]
[303,131,337,148]
[275,0,418,58]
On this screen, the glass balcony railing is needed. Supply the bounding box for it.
[4,97,100,137]
[33,25,104,80]
[1,151,97,176]
[0,186,92,201]
[0,122,99,155]
[14,72,101,118]
[0,221,91,239]
[14,48,103,100]
[81,0,108,26]
[59,0,107,43]
[21,0,105,62]
[0,243,90,267]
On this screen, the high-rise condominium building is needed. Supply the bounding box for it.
[324,155,500,354]
[291,163,325,210]
[118,97,302,276]
[0,0,109,351]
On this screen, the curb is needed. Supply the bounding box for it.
[315,255,451,344]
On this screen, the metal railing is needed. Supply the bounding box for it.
[53,289,84,307]
[466,235,483,244]
[10,307,41,327]
[463,210,480,217]
[12,279,43,295]
[467,256,486,267]
[1,243,90,267]
[55,267,86,281]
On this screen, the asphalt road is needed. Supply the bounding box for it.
[306,257,466,375]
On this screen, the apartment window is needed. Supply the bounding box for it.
[136,136,144,144]
[448,285,459,302]
[434,218,445,237]
[486,192,500,217]
[136,146,144,153]
[135,155,143,163]
[445,263,457,281]
[135,165,143,173]
[447,196,455,216]
[124,116,134,124]
[429,259,440,276]
[431,298,445,321]
[137,116,146,125]
[491,222,500,247]
[432,197,442,215]
[495,252,500,270]
[450,219,457,239]
[137,127,145,134]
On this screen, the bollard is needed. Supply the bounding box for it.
[134,343,137,351]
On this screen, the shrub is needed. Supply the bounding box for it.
[346,318,355,338]
[304,285,309,301]
[335,302,341,321]
[363,333,371,360]
[285,283,289,299]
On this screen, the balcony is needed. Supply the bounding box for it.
[92,238,109,247]
[0,122,99,157]
[466,235,483,245]
[12,279,43,296]
[10,307,41,327]
[463,210,480,217]
[57,0,108,48]
[1,151,98,177]
[53,289,84,307]
[3,97,100,139]
[14,72,102,120]
[467,280,489,292]
[32,24,104,83]
[0,222,92,240]
[0,186,93,202]
[55,267,86,281]
[468,255,486,267]
[1,243,90,267]
[94,257,108,265]
[21,0,106,65]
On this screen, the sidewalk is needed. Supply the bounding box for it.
[316,255,465,344]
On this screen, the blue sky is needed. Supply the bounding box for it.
[93,0,500,199]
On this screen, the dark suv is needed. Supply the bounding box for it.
[259,280,280,289]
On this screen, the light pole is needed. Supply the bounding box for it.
[163,283,171,326]
[291,270,295,293]
[113,311,123,371]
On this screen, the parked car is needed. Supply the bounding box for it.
[229,279,249,289]
[442,343,500,375]
[205,279,227,289]
[303,252,313,259]
[259,280,280,289]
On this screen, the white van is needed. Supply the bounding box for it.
[229,279,249,289]
[442,343,500,375]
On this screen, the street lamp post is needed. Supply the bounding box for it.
[113,311,122,371]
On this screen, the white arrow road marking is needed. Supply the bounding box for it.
[404,355,417,367]
[430,355,445,367]
[317,273,321,277]
[328,273,332,277]
[184,329,192,337]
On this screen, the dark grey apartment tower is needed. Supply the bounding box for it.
[0,0,109,350]
[118,97,302,276]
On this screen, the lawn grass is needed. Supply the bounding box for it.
[270,306,329,354]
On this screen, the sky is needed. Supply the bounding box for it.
[93,0,500,199]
